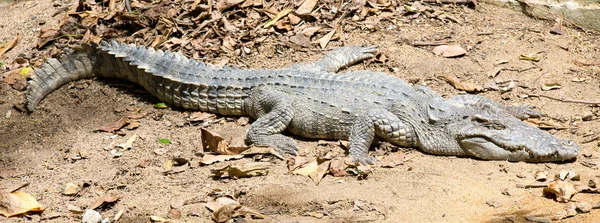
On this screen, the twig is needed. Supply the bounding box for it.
[516,182,548,188]
[528,94,600,105]
[573,60,600,66]
[410,41,448,47]
[421,0,477,7]
[124,0,132,12]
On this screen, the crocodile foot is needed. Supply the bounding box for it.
[247,134,299,156]
[352,154,376,165]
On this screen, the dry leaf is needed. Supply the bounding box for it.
[440,74,483,93]
[263,8,293,28]
[316,29,335,49]
[296,0,318,15]
[380,152,406,168]
[240,146,283,159]
[292,159,330,184]
[117,134,137,150]
[212,204,266,223]
[212,162,270,179]
[201,128,249,155]
[37,27,60,48]
[89,195,119,210]
[292,160,318,176]
[0,34,21,56]
[96,116,129,133]
[302,26,320,37]
[167,208,181,220]
[520,53,541,62]
[0,191,44,217]
[543,180,577,203]
[329,159,349,177]
[287,156,309,171]
[187,112,216,122]
[432,45,467,58]
[216,0,245,11]
[200,154,244,165]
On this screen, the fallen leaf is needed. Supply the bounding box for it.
[432,45,467,58]
[216,0,245,11]
[543,180,577,203]
[287,156,309,171]
[240,146,283,159]
[302,26,320,37]
[167,208,181,220]
[264,8,293,28]
[439,74,484,93]
[0,191,44,217]
[0,34,21,56]
[200,154,244,165]
[158,138,171,145]
[329,159,349,177]
[380,152,406,168]
[520,53,541,62]
[296,0,318,15]
[212,204,266,223]
[187,112,216,122]
[37,27,60,48]
[125,120,140,130]
[201,128,249,155]
[89,195,119,210]
[154,103,168,109]
[541,83,561,91]
[212,162,270,179]
[117,134,137,150]
[316,29,335,49]
[550,18,563,35]
[96,116,129,133]
[292,160,318,176]
[292,159,331,184]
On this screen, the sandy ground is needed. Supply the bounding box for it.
[1,0,599,222]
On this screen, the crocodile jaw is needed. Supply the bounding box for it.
[459,136,579,162]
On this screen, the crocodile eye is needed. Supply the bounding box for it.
[484,122,506,130]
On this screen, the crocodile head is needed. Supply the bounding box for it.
[422,101,579,162]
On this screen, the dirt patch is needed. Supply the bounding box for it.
[1,0,600,222]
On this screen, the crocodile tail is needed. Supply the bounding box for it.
[26,44,98,111]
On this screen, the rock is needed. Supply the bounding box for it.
[575,202,592,213]
[82,209,102,223]
[582,112,594,121]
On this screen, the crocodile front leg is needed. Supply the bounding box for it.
[290,45,377,72]
[350,108,415,165]
[244,88,298,155]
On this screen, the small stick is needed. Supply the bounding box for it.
[528,94,600,105]
[124,0,132,12]
[421,0,477,7]
[516,182,548,188]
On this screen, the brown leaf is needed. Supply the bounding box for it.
[0,191,45,217]
[201,128,249,155]
[187,112,216,122]
[240,146,283,159]
[380,152,406,168]
[329,159,349,177]
[439,74,483,93]
[96,116,129,133]
[37,27,60,48]
[211,162,270,179]
[90,195,119,210]
[0,34,21,56]
[200,154,244,165]
[216,0,245,11]
[290,33,311,48]
[167,208,181,220]
[212,204,266,223]
[296,0,318,15]
[302,26,321,37]
[432,45,467,58]
[287,156,309,171]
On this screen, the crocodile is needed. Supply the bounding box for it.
[26,40,580,164]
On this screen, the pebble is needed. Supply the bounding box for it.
[575,202,592,213]
[82,209,102,223]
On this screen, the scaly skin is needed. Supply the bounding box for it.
[26,41,580,164]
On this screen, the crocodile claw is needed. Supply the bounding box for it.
[352,155,376,165]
